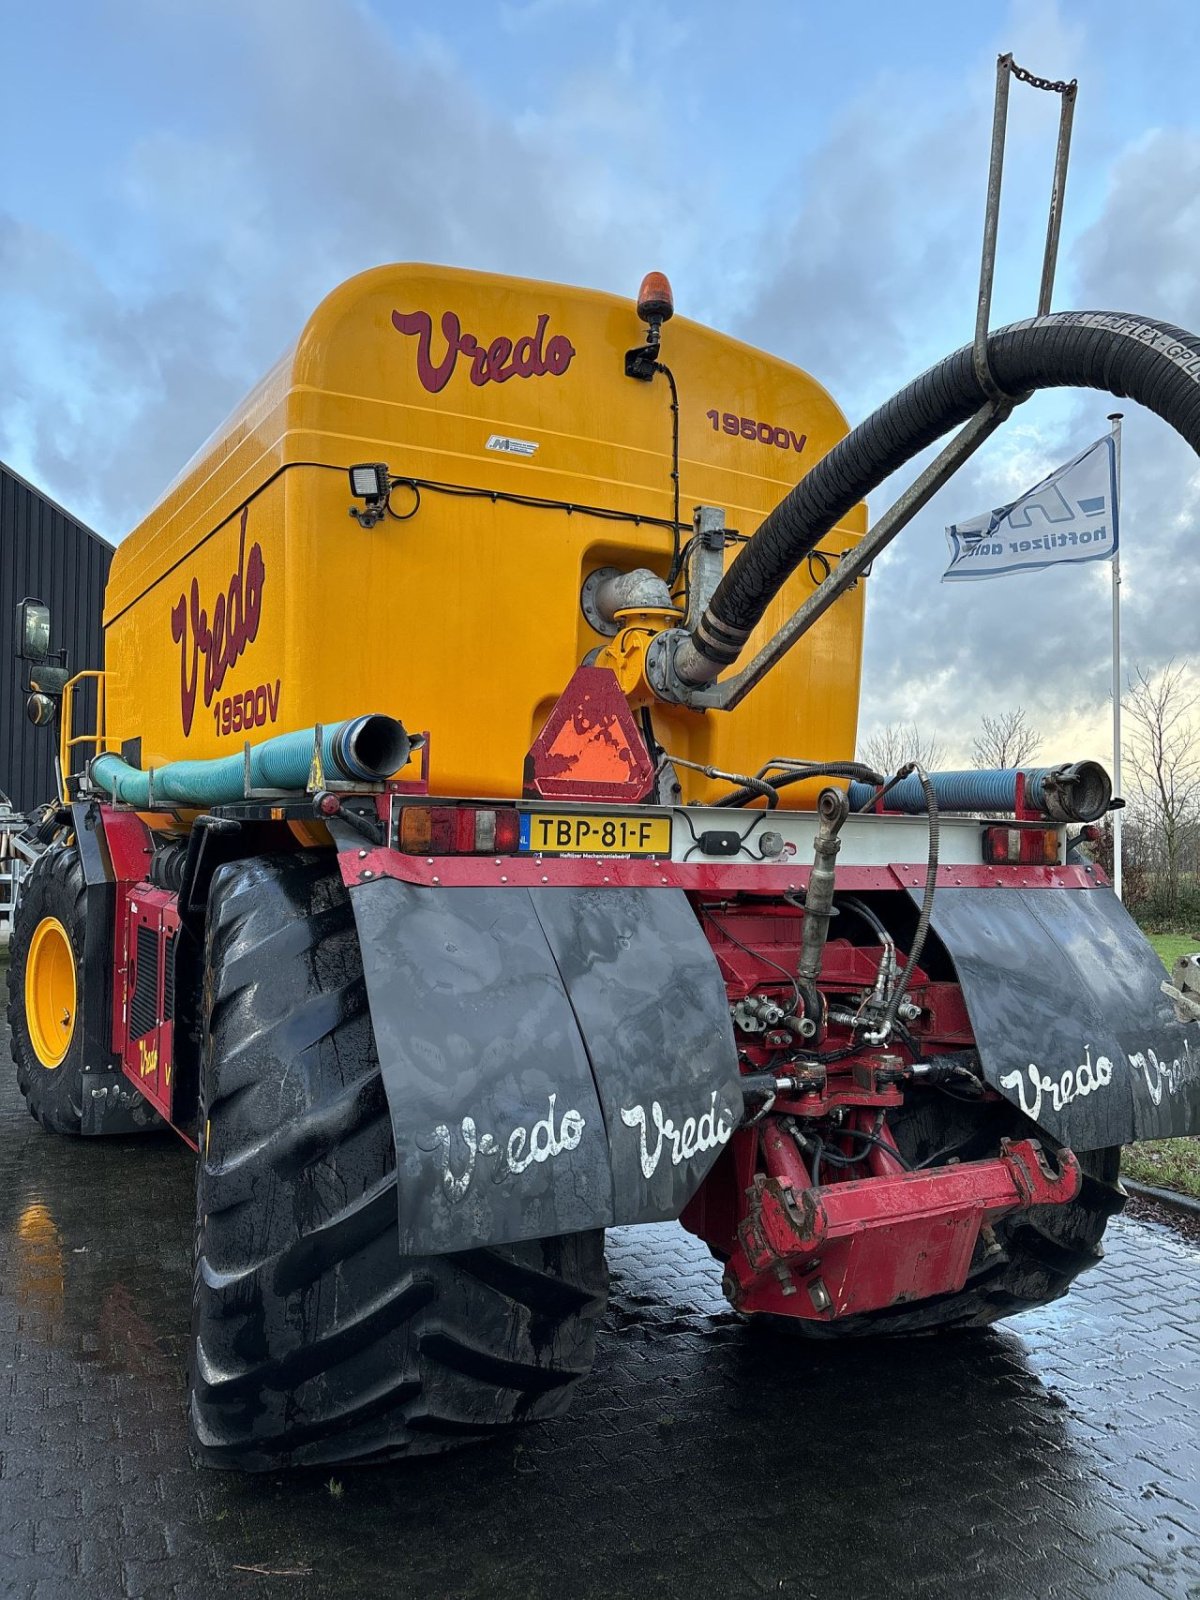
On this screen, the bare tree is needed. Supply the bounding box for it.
[1123,660,1200,920]
[859,723,946,775]
[971,707,1042,769]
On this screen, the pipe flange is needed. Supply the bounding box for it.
[645,627,692,703]
[580,567,625,637]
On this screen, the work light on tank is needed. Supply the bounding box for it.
[349,463,390,500]
[348,463,392,527]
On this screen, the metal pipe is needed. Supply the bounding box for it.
[590,568,675,625]
[974,53,1013,399]
[1109,411,1124,899]
[1037,80,1077,316]
[682,506,728,633]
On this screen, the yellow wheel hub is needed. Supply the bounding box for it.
[25,916,77,1069]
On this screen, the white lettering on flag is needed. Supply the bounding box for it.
[943,434,1119,583]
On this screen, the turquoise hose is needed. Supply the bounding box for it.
[90,715,410,808]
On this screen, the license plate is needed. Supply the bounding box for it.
[520,812,672,857]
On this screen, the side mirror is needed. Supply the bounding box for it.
[26,693,57,727]
[17,598,51,662]
[29,663,69,696]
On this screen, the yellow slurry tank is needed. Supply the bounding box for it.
[101,264,866,804]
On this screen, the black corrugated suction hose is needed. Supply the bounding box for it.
[687,312,1200,672]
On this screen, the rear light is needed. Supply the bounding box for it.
[399,806,432,853]
[982,826,1062,865]
[493,810,522,852]
[398,805,521,855]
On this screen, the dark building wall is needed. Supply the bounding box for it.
[1,462,112,812]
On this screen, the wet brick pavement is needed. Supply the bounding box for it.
[1,1016,1199,1600]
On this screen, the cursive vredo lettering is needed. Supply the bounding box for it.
[421,1095,586,1203]
[170,508,266,736]
[391,308,576,394]
[1000,1047,1113,1123]
[620,1092,734,1181]
[1130,1039,1199,1105]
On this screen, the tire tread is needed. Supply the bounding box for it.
[190,850,607,1470]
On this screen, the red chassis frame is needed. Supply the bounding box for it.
[99,809,190,1140]
[92,796,1095,1323]
[692,1124,1079,1319]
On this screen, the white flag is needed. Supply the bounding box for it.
[943,434,1119,583]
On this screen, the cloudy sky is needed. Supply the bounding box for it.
[3,0,1199,765]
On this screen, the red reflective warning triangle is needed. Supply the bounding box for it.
[523,666,655,802]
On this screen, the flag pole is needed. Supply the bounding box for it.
[1108,411,1123,899]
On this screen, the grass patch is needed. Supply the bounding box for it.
[1122,1139,1200,1200]
[1145,931,1199,970]
[1124,932,1200,1197]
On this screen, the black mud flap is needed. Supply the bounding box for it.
[915,885,1200,1149]
[346,880,742,1255]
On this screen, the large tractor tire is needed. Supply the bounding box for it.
[7,845,89,1136]
[190,851,608,1471]
[753,1093,1126,1339]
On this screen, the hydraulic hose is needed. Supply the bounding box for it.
[90,715,411,808]
[683,311,1200,678]
[876,764,937,1043]
[713,759,884,808]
